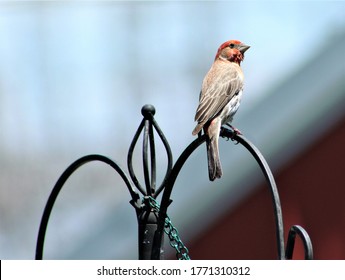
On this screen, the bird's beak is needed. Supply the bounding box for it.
[238,44,250,54]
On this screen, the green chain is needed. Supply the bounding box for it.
[147,196,190,260]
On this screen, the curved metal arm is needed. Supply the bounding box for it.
[155,127,286,260]
[153,133,208,259]
[35,154,139,260]
[221,128,286,260]
[285,225,314,260]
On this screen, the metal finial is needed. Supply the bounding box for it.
[141,104,156,118]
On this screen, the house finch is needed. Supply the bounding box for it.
[192,40,250,181]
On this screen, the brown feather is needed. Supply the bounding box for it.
[193,60,244,133]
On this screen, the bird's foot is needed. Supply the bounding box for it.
[224,124,241,144]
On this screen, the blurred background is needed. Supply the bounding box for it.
[0,1,345,259]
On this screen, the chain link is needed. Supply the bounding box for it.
[147,196,190,260]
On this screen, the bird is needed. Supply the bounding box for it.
[192,40,250,181]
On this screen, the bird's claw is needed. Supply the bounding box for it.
[224,124,241,144]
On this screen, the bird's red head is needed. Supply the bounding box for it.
[215,40,250,65]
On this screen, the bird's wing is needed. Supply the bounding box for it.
[194,64,243,124]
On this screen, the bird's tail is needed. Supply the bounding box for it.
[206,136,223,181]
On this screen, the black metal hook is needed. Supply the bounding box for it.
[222,128,286,260]
[153,126,287,259]
[285,225,314,260]
[35,154,140,260]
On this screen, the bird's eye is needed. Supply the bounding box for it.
[229,43,235,48]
